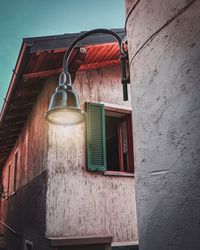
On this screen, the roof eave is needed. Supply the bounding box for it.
[24,29,126,54]
[0,41,31,125]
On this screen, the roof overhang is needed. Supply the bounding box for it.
[0,29,126,169]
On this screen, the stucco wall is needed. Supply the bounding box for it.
[46,64,138,243]
[126,0,200,249]
[1,78,50,195]
[1,78,52,249]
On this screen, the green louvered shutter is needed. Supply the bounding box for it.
[86,102,107,171]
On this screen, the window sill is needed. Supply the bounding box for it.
[48,235,112,246]
[103,171,134,177]
[112,240,139,247]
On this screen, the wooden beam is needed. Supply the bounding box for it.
[12,94,37,104]
[19,78,44,88]
[0,147,13,153]
[4,113,28,125]
[23,54,118,81]
[0,152,10,158]
[6,113,28,120]
[79,59,119,71]
[0,133,19,139]
[0,137,19,144]
[0,151,10,159]
[23,47,87,81]
[0,117,25,134]
[0,140,16,147]
[0,152,12,158]
[10,103,33,112]
[1,121,25,129]
[33,52,47,72]
[23,68,62,81]
[0,150,11,155]
[15,87,42,98]
[0,133,19,140]
[0,142,14,148]
[70,47,87,82]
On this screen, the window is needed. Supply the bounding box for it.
[86,103,134,173]
[13,150,18,193]
[5,149,18,198]
[105,109,133,172]
[7,164,11,197]
[24,240,33,250]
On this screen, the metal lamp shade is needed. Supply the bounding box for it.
[45,86,85,126]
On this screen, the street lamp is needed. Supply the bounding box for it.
[45,29,129,126]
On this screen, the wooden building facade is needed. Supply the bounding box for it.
[0,30,138,250]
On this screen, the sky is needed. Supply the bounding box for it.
[0,0,125,111]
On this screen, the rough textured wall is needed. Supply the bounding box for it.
[4,172,48,250]
[126,0,200,249]
[2,78,51,193]
[1,78,53,249]
[46,64,138,243]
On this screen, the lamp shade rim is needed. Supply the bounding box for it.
[45,107,85,126]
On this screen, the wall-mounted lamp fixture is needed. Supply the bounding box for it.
[45,29,129,126]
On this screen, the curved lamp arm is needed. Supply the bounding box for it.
[61,28,129,101]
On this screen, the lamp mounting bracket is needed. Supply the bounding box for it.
[62,29,130,101]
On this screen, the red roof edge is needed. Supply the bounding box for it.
[0,41,31,125]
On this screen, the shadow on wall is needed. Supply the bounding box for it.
[4,171,49,250]
[137,159,200,250]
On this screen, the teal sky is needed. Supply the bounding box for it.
[0,0,125,111]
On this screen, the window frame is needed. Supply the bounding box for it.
[6,162,12,198]
[24,240,33,250]
[105,106,134,174]
[86,102,134,175]
[13,149,18,193]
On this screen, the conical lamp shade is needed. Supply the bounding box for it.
[45,85,85,126]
